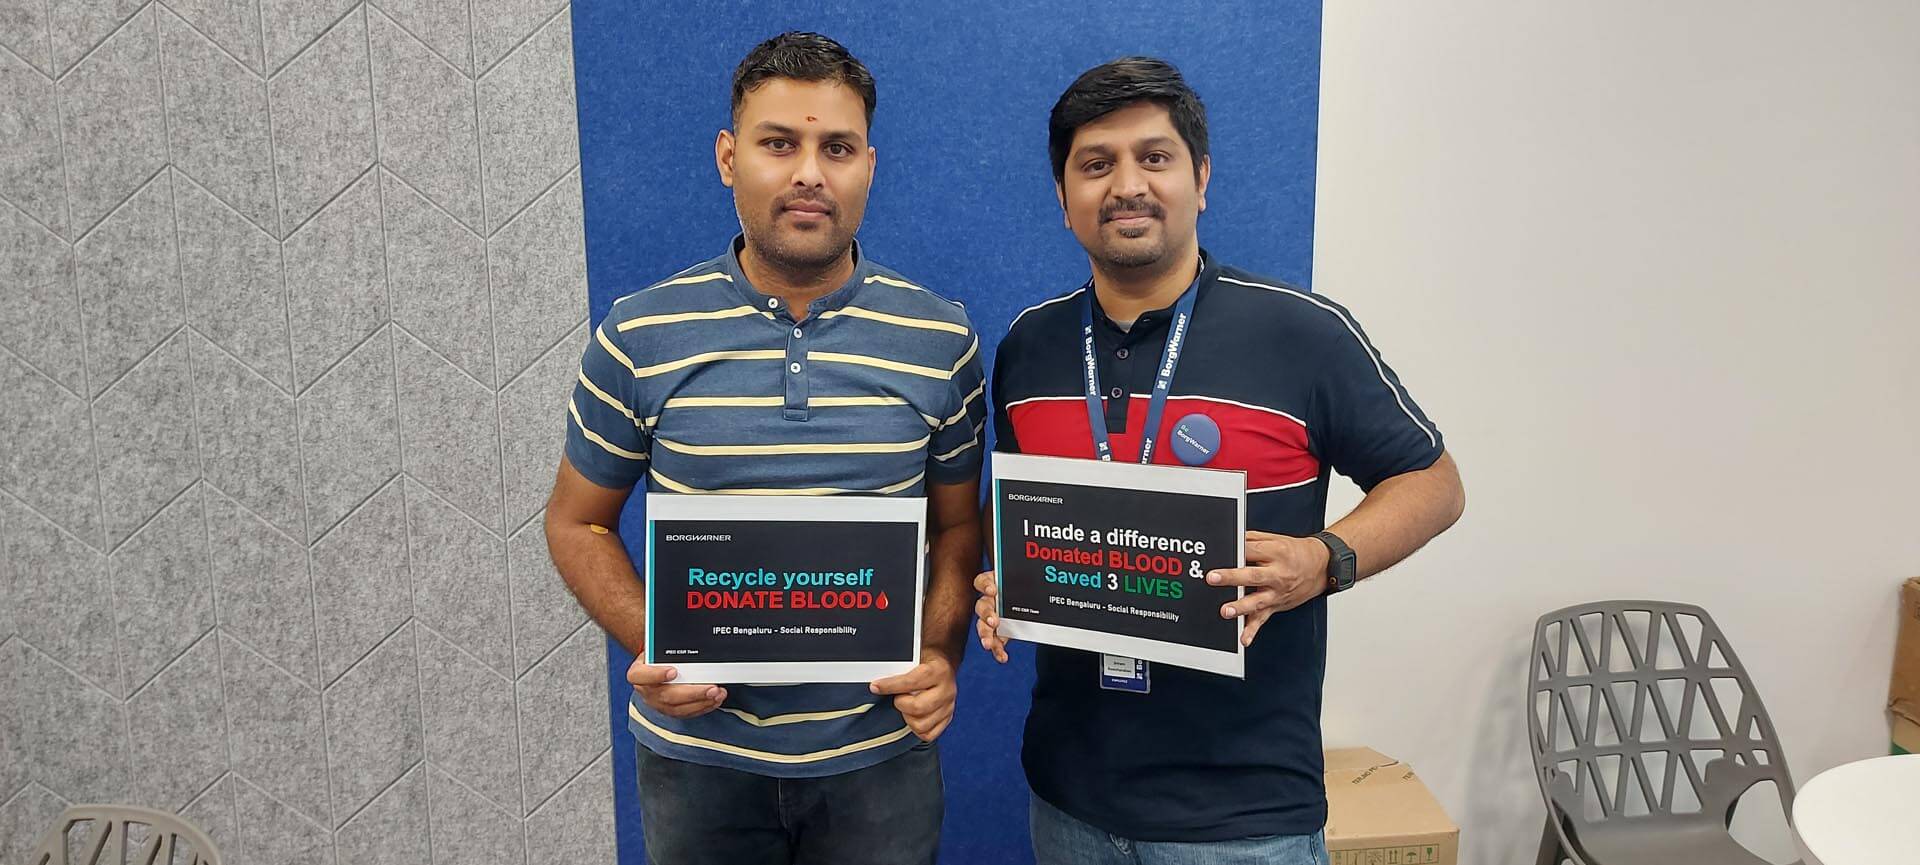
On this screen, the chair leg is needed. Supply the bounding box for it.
[1536,818,1564,865]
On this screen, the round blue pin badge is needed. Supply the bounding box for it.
[1169,413,1221,466]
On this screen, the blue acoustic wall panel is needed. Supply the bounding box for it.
[570,2,1320,862]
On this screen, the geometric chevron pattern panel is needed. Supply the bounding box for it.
[0,2,608,861]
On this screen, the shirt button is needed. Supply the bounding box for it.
[1109,387,1124,399]
[793,327,804,339]
[767,298,780,309]
[1116,348,1130,360]
[789,362,802,374]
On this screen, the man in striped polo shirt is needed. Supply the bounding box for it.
[544,34,984,865]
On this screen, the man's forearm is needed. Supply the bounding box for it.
[922,518,982,666]
[545,519,649,656]
[1329,451,1465,581]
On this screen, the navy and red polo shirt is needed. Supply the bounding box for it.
[990,250,1445,842]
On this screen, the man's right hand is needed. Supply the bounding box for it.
[973,571,1010,663]
[627,658,727,719]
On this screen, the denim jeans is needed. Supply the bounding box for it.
[1030,794,1331,865]
[635,740,943,865]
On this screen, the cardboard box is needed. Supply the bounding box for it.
[1324,747,1459,865]
[1895,714,1919,756]
[1893,577,1920,755]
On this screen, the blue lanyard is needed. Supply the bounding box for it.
[1080,279,1199,464]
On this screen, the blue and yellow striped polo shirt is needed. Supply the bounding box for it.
[564,236,986,777]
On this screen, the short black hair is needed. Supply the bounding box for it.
[730,32,877,129]
[1049,57,1208,183]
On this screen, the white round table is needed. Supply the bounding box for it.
[1791,754,1920,865]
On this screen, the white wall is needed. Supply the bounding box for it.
[1312,1,1920,861]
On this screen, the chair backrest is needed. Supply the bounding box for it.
[26,804,221,865]
[1528,601,1795,845]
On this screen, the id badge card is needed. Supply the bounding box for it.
[1099,654,1150,693]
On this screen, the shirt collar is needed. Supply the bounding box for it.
[721,234,870,317]
[1090,248,1218,339]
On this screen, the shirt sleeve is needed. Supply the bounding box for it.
[1307,299,1444,491]
[563,319,651,489]
[927,331,987,484]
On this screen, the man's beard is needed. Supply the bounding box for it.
[1092,195,1169,269]
[1091,234,1169,269]
[751,225,854,271]
[740,191,855,272]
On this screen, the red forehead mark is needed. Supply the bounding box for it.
[806,116,817,122]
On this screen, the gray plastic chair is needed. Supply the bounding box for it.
[25,804,221,865]
[1528,601,1799,865]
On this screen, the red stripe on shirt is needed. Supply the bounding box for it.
[1007,396,1318,490]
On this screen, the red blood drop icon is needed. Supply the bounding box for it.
[876,592,890,610]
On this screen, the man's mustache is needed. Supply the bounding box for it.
[774,190,837,216]
[1100,197,1164,223]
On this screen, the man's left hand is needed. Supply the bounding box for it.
[870,652,958,742]
[1206,531,1332,646]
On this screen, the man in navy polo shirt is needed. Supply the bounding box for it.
[546,33,985,865]
[974,58,1466,864]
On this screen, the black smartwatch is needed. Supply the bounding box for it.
[1313,531,1357,595]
